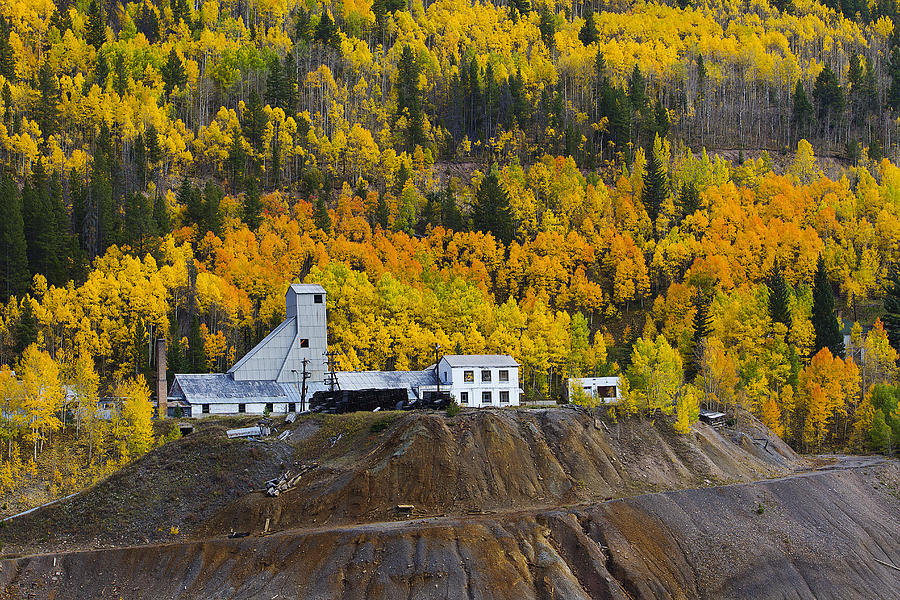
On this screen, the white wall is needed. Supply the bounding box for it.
[191,401,298,416]
[439,360,520,407]
[568,376,621,403]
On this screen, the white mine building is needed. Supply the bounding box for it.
[166,284,522,416]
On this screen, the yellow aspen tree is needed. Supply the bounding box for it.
[18,345,63,461]
[628,335,683,416]
[116,375,153,458]
[674,385,701,434]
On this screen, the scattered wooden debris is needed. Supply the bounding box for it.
[228,530,250,539]
[395,504,414,517]
[285,412,297,424]
[227,420,277,439]
[227,426,263,439]
[277,430,291,441]
[264,463,317,497]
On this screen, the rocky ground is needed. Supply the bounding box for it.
[0,408,897,599]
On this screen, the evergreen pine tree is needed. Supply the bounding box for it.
[14,297,38,354]
[91,130,115,255]
[202,182,223,236]
[95,51,109,88]
[678,179,700,219]
[685,291,712,381]
[375,193,389,230]
[642,138,666,238]
[135,3,159,43]
[152,192,171,236]
[50,0,73,34]
[882,262,900,355]
[315,12,337,48]
[792,80,813,138]
[887,46,900,112]
[36,62,61,141]
[86,0,106,49]
[442,186,464,231]
[767,259,792,330]
[813,65,844,126]
[811,256,845,357]
[578,5,598,46]
[0,17,15,81]
[123,192,151,253]
[113,52,128,97]
[171,0,191,25]
[243,90,266,152]
[538,5,555,49]
[188,314,207,372]
[313,192,332,232]
[395,46,425,150]
[0,172,28,300]
[242,180,264,230]
[161,48,186,98]
[471,168,514,245]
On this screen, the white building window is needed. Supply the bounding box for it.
[464,370,474,382]
[481,370,491,382]
[238,403,246,413]
[482,391,492,404]
[314,294,323,303]
[460,392,468,404]
[202,404,210,414]
[499,370,509,382]
[500,391,509,403]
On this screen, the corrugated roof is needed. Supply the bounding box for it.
[440,354,519,367]
[289,283,326,294]
[171,374,305,404]
[336,369,438,391]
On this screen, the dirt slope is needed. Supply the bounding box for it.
[0,408,798,556]
[0,417,294,555]
[200,408,800,535]
[1,460,896,600]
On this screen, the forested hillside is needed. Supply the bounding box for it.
[0,0,899,503]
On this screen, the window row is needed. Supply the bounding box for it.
[462,369,510,383]
[459,390,510,404]
[201,402,297,414]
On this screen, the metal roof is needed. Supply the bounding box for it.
[170,374,305,405]
[440,354,519,368]
[288,283,326,294]
[336,369,438,392]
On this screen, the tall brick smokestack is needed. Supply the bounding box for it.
[156,338,167,418]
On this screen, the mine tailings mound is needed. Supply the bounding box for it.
[1,460,897,599]
[201,408,801,535]
[0,408,798,556]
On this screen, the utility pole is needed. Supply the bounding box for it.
[324,350,341,392]
[433,343,441,396]
[301,357,309,411]
[517,325,528,405]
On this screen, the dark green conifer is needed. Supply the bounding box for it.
[471,167,514,245]
[161,48,186,98]
[811,256,845,357]
[0,17,15,81]
[578,6,598,46]
[642,140,666,238]
[313,193,332,233]
[242,180,264,230]
[0,173,28,300]
[768,259,792,330]
[86,0,106,49]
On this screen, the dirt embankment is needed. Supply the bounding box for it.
[0,417,294,555]
[200,408,801,535]
[0,409,798,556]
[1,460,896,600]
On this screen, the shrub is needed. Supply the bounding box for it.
[446,401,461,417]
